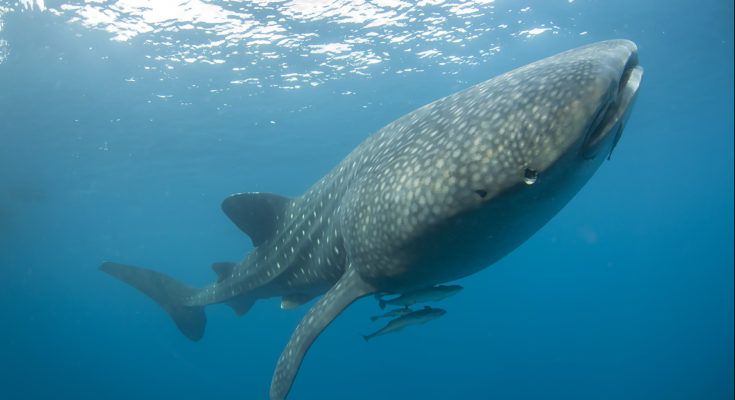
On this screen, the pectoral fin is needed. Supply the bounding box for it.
[269,268,373,400]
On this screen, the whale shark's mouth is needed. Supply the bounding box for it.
[582,53,643,160]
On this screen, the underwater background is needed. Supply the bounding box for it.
[0,0,732,399]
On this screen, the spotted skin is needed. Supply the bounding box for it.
[100,40,643,400]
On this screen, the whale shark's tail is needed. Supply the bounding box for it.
[99,261,206,341]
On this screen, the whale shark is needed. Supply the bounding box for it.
[100,39,643,399]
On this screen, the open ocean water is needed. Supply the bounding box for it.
[0,1,732,399]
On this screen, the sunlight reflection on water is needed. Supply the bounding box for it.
[2,0,576,90]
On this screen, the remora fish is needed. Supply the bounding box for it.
[100,40,643,399]
[370,307,414,322]
[363,306,447,342]
[377,285,463,309]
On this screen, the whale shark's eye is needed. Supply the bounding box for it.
[474,189,488,198]
[523,168,538,185]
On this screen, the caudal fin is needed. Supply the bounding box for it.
[99,262,206,341]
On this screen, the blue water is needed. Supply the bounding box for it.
[0,1,732,399]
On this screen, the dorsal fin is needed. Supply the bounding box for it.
[221,192,291,247]
[212,262,236,283]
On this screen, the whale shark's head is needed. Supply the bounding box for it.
[344,40,643,286]
[450,39,643,206]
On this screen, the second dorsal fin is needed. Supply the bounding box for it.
[212,262,236,283]
[221,192,291,247]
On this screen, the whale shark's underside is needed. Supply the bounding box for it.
[101,40,643,399]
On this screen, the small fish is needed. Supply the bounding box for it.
[369,307,414,322]
[378,285,463,309]
[362,306,447,342]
